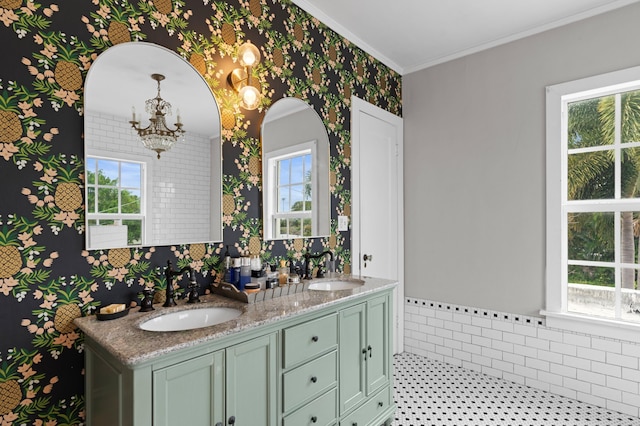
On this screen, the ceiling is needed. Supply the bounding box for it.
[291,0,640,75]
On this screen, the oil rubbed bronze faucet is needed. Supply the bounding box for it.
[303,250,334,279]
[163,260,192,307]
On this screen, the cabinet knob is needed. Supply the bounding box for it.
[378,401,384,407]
[311,416,318,423]
[368,345,372,358]
[362,347,367,361]
[215,423,223,426]
[228,416,236,425]
[310,375,317,383]
[311,335,319,342]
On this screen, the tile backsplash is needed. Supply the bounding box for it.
[405,297,640,417]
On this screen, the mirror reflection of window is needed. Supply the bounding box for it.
[86,156,145,247]
[261,98,330,240]
[270,148,314,238]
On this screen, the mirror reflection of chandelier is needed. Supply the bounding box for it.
[130,73,185,159]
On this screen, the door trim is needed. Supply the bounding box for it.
[351,96,404,354]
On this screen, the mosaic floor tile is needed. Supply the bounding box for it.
[392,352,640,426]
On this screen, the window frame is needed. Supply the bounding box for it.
[263,140,318,239]
[545,65,640,341]
[85,153,148,247]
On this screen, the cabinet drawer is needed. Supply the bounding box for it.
[283,388,337,426]
[340,385,391,426]
[283,351,337,412]
[283,314,337,368]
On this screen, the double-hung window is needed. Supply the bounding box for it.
[263,140,317,239]
[86,156,145,247]
[546,66,640,340]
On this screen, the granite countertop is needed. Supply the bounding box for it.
[74,275,397,368]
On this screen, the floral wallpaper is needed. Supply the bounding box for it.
[0,0,401,423]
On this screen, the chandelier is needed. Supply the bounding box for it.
[130,73,185,159]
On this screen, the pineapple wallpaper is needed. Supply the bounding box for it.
[0,0,401,423]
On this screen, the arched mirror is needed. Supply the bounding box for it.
[84,42,222,249]
[261,98,330,240]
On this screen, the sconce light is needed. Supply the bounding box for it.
[228,42,262,110]
[130,73,185,159]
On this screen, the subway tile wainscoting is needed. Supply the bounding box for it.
[404,298,640,419]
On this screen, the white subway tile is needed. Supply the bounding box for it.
[537,328,564,343]
[491,339,513,354]
[549,341,577,357]
[491,320,514,333]
[563,332,591,348]
[435,310,453,321]
[592,384,622,402]
[452,349,472,362]
[452,312,471,324]
[622,366,640,383]
[435,345,453,358]
[513,324,537,337]
[591,361,622,378]
[563,377,591,394]
[526,357,550,372]
[482,328,502,341]
[502,332,525,346]
[492,359,514,374]
[513,343,537,359]
[462,342,482,356]
[443,338,462,351]
[462,324,482,336]
[481,347,503,360]
[452,331,472,344]
[513,364,537,380]
[537,349,563,364]
[607,352,639,369]
[538,370,563,386]
[593,338,622,354]
[525,336,550,351]
[550,363,576,379]
[471,353,492,367]
[576,347,606,363]
[607,376,639,394]
[577,369,606,387]
[471,335,492,348]
[622,342,640,358]
[503,352,525,366]
[443,321,462,333]
[435,328,453,340]
[622,392,640,411]
[471,316,492,329]
[562,355,591,371]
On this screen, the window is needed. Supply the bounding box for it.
[546,66,640,340]
[86,156,145,246]
[264,140,317,239]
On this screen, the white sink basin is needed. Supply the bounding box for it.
[140,307,242,332]
[307,279,365,291]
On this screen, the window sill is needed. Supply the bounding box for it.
[540,310,640,343]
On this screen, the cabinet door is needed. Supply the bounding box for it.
[225,333,277,426]
[338,303,366,414]
[366,294,390,394]
[153,350,224,426]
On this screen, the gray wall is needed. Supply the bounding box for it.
[403,3,640,316]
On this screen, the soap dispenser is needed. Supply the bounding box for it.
[278,259,289,286]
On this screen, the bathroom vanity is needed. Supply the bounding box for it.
[75,276,397,426]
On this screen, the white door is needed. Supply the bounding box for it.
[351,96,404,354]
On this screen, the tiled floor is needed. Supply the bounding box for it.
[392,352,640,426]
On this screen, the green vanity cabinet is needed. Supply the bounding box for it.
[338,294,391,422]
[153,350,224,426]
[81,281,396,426]
[153,334,277,426]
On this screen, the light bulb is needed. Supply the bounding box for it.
[238,42,260,67]
[239,85,260,110]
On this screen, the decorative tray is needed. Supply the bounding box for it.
[210,281,309,304]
